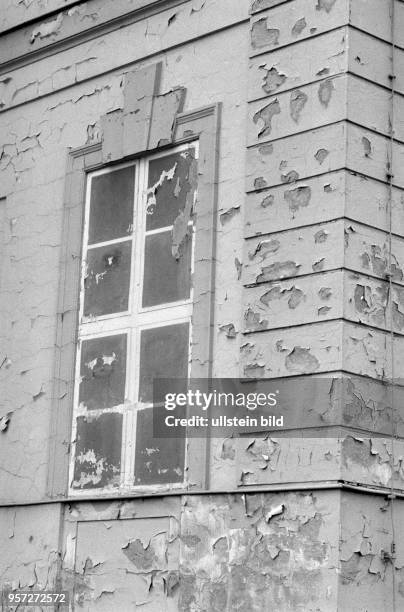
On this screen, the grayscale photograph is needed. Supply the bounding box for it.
[0,0,403,610]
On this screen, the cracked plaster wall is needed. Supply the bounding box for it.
[0,0,248,505]
[0,503,61,593]
[238,0,404,605]
[0,0,80,33]
[58,491,340,611]
[338,491,404,611]
[1,0,404,608]
[242,0,404,431]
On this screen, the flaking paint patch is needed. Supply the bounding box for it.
[352,284,388,328]
[256,260,301,282]
[251,0,284,10]
[261,67,287,94]
[148,87,186,149]
[285,347,320,373]
[261,194,274,208]
[319,287,332,300]
[315,149,329,164]
[253,99,281,138]
[259,285,304,309]
[359,245,404,282]
[290,90,308,123]
[171,155,197,259]
[313,258,325,272]
[122,539,156,570]
[244,308,269,331]
[219,323,238,338]
[220,206,240,225]
[251,18,280,50]
[362,137,372,157]
[258,143,274,155]
[0,414,11,432]
[30,13,63,43]
[221,438,236,460]
[254,176,268,189]
[190,0,206,13]
[243,362,266,377]
[318,306,331,316]
[314,229,328,243]
[235,257,243,280]
[292,18,307,36]
[86,122,102,144]
[318,79,335,107]
[249,238,280,259]
[179,493,333,609]
[316,0,337,12]
[284,186,311,213]
[281,170,299,183]
[341,437,400,488]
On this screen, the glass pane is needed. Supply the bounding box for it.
[79,334,127,410]
[88,165,135,245]
[142,231,191,307]
[146,148,197,231]
[134,408,185,485]
[72,413,122,489]
[138,323,189,404]
[83,240,131,317]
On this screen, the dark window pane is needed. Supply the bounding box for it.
[79,334,127,410]
[72,413,122,489]
[146,148,197,231]
[88,166,135,244]
[84,240,131,317]
[134,408,185,485]
[138,323,189,404]
[142,231,191,307]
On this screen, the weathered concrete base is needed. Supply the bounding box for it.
[1,490,402,611]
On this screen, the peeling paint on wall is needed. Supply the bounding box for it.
[290,89,308,122]
[251,18,280,50]
[253,99,281,138]
[260,66,287,94]
[30,13,64,44]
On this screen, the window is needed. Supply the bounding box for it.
[69,142,198,492]
[48,102,218,499]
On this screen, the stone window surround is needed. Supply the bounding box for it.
[47,60,221,499]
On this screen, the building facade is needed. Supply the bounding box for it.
[1,0,404,609]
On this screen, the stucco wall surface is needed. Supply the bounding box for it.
[1,0,404,609]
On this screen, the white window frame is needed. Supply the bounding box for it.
[68,140,198,495]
